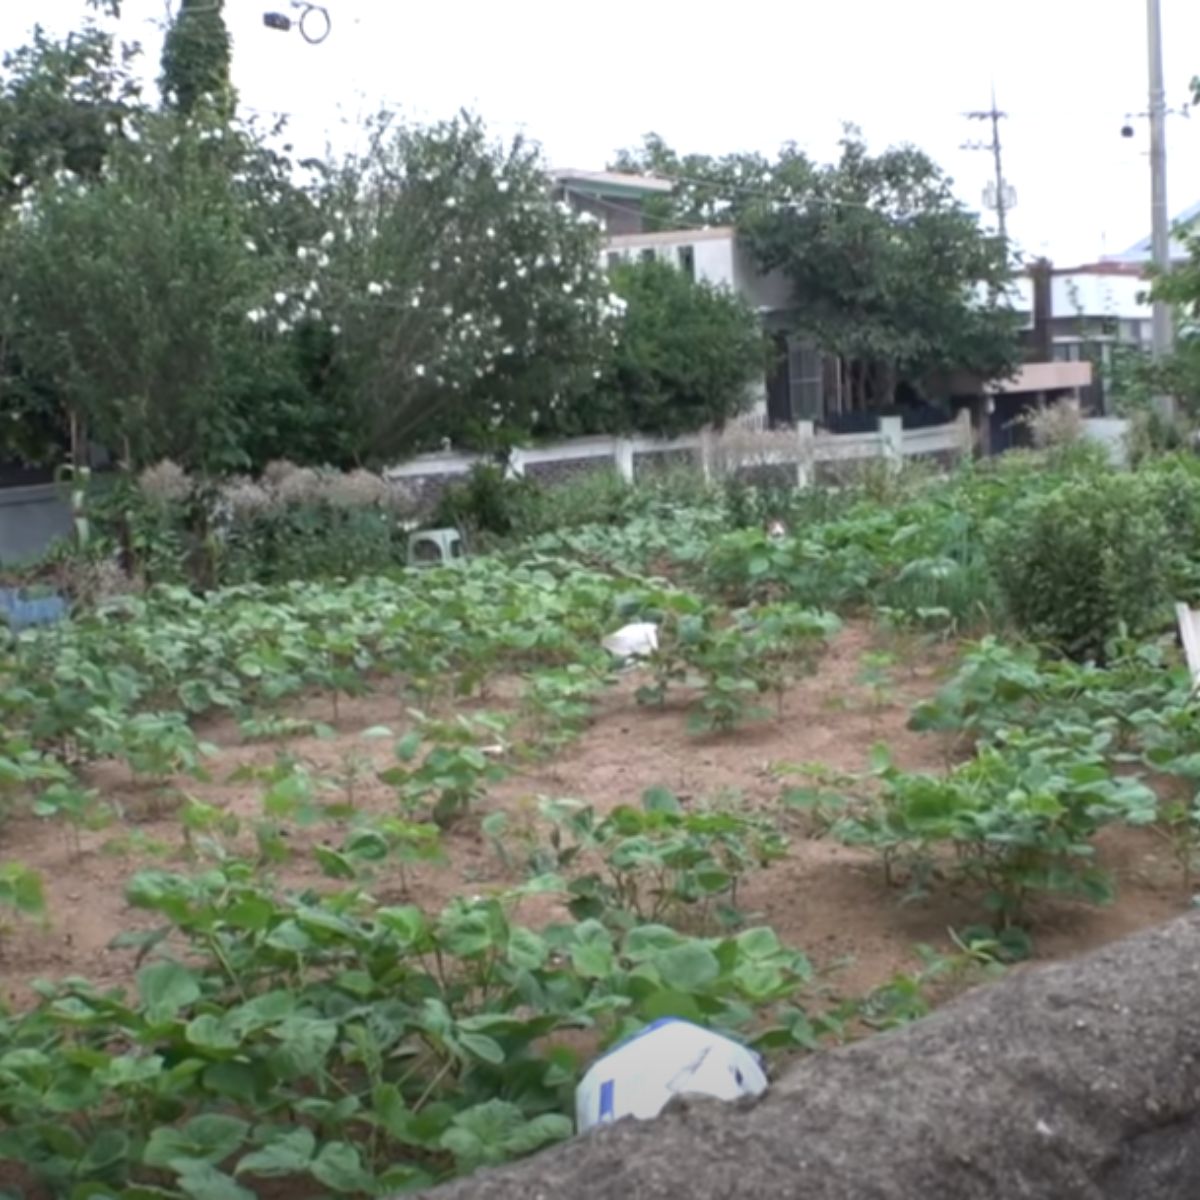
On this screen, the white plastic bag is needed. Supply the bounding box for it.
[575,1018,768,1133]
[601,622,659,662]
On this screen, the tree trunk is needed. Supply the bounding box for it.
[417,915,1200,1200]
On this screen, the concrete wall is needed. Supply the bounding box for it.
[732,241,791,310]
[571,192,644,237]
[1051,272,1150,322]
[0,483,72,566]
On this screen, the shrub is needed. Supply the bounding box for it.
[986,473,1169,662]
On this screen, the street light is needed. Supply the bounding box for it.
[262,2,332,44]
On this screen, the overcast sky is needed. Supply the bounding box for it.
[4,0,1200,266]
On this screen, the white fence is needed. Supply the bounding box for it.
[384,411,974,498]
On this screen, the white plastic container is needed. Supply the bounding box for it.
[575,1018,768,1133]
[601,622,659,662]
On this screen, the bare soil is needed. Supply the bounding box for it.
[0,623,1186,1009]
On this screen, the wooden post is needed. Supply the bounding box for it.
[797,420,815,488]
[699,427,714,484]
[955,407,974,458]
[614,438,635,483]
[879,415,904,472]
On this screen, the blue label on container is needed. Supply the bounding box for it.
[598,1079,615,1122]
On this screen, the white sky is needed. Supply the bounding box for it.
[4,0,1200,266]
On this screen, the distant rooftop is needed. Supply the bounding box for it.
[549,168,675,197]
[1104,198,1200,264]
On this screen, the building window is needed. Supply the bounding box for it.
[677,244,695,280]
[788,340,824,419]
[606,251,622,272]
[639,248,656,265]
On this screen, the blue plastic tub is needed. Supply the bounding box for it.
[0,587,68,630]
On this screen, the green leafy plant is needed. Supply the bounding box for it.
[380,712,511,828]
[834,733,1158,927]
[987,474,1170,663]
[0,859,831,1198]
[539,787,787,930]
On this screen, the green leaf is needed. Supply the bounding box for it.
[440,1101,572,1171]
[313,846,357,880]
[570,938,614,979]
[175,1163,256,1200]
[395,731,422,762]
[235,1128,316,1177]
[267,1016,338,1079]
[735,927,782,960]
[642,786,682,815]
[457,1032,505,1065]
[78,1129,130,1175]
[137,961,201,1023]
[309,1142,372,1194]
[143,1115,249,1169]
[656,942,720,991]
[507,927,548,970]
[185,1014,239,1053]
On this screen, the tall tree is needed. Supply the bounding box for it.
[160,0,234,119]
[614,131,1020,409]
[0,10,143,467]
[310,114,621,458]
[611,134,801,231]
[0,112,293,472]
[740,133,1019,408]
[0,18,139,199]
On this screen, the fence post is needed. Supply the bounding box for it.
[797,421,815,488]
[954,407,974,458]
[614,438,635,483]
[698,427,714,484]
[506,446,527,480]
[879,416,903,472]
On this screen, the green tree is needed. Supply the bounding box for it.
[614,131,1021,410]
[0,15,139,201]
[160,0,234,119]
[311,113,621,458]
[576,259,764,436]
[0,112,291,471]
[0,10,143,466]
[611,134,796,232]
[739,133,1019,408]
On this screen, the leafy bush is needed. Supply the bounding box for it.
[986,474,1170,662]
[433,462,538,539]
[536,788,788,929]
[835,732,1158,927]
[575,259,765,437]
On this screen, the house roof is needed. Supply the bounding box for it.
[1105,198,1200,263]
[1049,260,1148,276]
[549,168,675,198]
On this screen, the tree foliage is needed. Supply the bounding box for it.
[576,259,764,436]
[0,16,138,200]
[615,131,1021,409]
[160,0,235,120]
[0,112,295,472]
[309,114,621,457]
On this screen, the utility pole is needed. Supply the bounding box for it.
[1147,0,1174,414]
[964,87,1012,247]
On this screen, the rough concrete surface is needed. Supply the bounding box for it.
[418,914,1200,1199]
